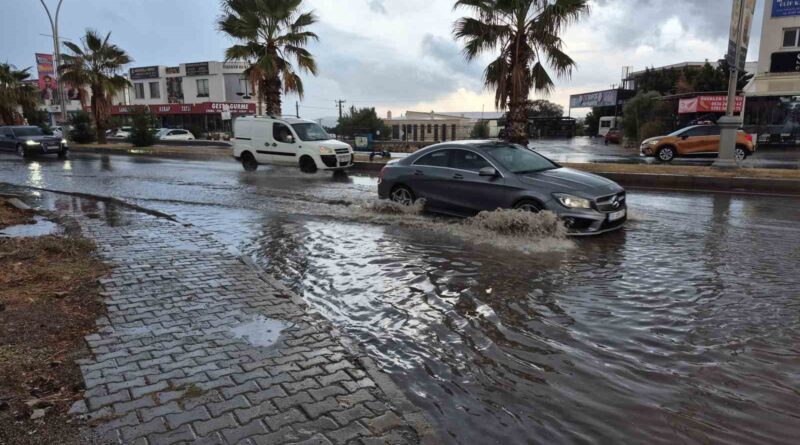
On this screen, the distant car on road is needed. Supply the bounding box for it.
[114,126,133,138]
[0,125,68,158]
[156,129,195,141]
[604,129,622,145]
[640,125,755,162]
[233,116,354,173]
[378,141,627,235]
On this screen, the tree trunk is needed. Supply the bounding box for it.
[264,75,282,116]
[507,99,528,145]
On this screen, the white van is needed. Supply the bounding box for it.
[233,116,354,173]
[598,116,620,137]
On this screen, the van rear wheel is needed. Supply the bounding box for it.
[241,152,258,171]
[299,156,317,174]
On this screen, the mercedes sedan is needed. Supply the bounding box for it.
[377,141,627,235]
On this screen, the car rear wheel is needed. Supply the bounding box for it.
[241,152,258,171]
[299,156,317,174]
[514,200,542,213]
[657,146,676,162]
[735,146,748,161]
[390,186,415,206]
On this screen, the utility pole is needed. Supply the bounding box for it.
[39,0,67,127]
[295,101,300,118]
[336,99,346,121]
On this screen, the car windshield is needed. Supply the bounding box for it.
[483,144,558,174]
[291,123,330,141]
[13,127,44,137]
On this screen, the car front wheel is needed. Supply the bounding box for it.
[514,200,542,213]
[390,186,415,206]
[735,146,748,161]
[657,146,676,162]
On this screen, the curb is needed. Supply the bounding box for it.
[591,171,800,195]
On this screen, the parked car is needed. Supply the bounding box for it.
[114,126,133,138]
[378,141,627,235]
[0,125,68,158]
[604,129,622,145]
[640,125,755,162]
[233,116,354,173]
[157,129,195,141]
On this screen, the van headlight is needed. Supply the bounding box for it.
[319,146,335,155]
[553,193,592,209]
[25,140,39,146]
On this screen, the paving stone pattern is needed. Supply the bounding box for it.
[74,211,434,445]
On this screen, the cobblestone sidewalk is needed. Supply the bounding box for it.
[70,210,434,445]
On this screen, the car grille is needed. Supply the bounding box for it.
[335,148,349,154]
[595,191,626,212]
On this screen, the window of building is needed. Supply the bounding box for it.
[196,79,209,97]
[783,28,799,48]
[149,82,160,99]
[134,83,145,99]
[452,124,456,141]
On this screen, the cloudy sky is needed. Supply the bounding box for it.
[1,0,764,119]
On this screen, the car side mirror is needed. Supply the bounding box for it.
[479,166,499,177]
[681,135,689,140]
[286,135,295,144]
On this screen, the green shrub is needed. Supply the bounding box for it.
[470,121,490,139]
[128,107,156,147]
[68,111,96,144]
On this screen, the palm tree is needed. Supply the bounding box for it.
[0,63,38,125]
[59,29,131,143]
[454,0,588,144]
[218,0,319,116]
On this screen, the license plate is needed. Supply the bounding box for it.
[46,144,59,151]
[337,154,350,163]
[608,209,626,221]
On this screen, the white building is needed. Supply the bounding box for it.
[744,0,800,144]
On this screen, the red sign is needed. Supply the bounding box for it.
[110,102,256,115]
[678,96,745,114]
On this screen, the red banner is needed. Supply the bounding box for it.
[110,102,256,115]
[35,53,55,101]
[678,96,745,114]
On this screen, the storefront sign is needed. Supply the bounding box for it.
[678,96,745,114]
[110,102,255,115]
[569,90,618,108]
[770,51,800,73]
[726,0,757,71]
[773,0,800,17]
[223,61,249,71]
[130,66,160,80]
[185,62,210,77]
[165,66,180,75]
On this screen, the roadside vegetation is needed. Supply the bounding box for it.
[128,107,157,147]
[0,198,108,445]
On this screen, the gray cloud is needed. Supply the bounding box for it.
[421,33,484,81]
[366,0,387,15]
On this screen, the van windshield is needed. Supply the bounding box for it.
[291,123,330,141]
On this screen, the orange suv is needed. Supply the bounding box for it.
[640,125,755,162]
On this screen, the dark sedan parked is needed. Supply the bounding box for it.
[378,141,627,235]
[0,126,68,158]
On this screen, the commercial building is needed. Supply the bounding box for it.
[110,60,257,134]
[384,111,504,142]
[744,0,800,145]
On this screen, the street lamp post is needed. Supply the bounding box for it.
[39,0,67,127]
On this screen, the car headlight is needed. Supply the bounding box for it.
[319,146,335,155]
[647,139,660,146]
[553,193,592,209]
[25,140,39,146]
[61,139,68,145]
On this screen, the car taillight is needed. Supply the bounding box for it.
[745,134,753,142]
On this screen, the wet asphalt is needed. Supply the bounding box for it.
[1,151,799,444]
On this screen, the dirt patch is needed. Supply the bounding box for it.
[564,162,800,180]
[0,235,109,444]
[0,199,35,229]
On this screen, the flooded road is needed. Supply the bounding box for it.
[2,152,799,444]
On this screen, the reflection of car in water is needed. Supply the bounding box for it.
[233,116,354,173]
[0,125,68,159]
[640,125,755,162]
[378,141,627,235]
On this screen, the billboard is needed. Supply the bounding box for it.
[726,0,757,71]
[130,66,159,80]
[185,62,210,77]
[773,0,800,17]
[35,53,55,102]
[678,96,745,114]
[569,90,618,108]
